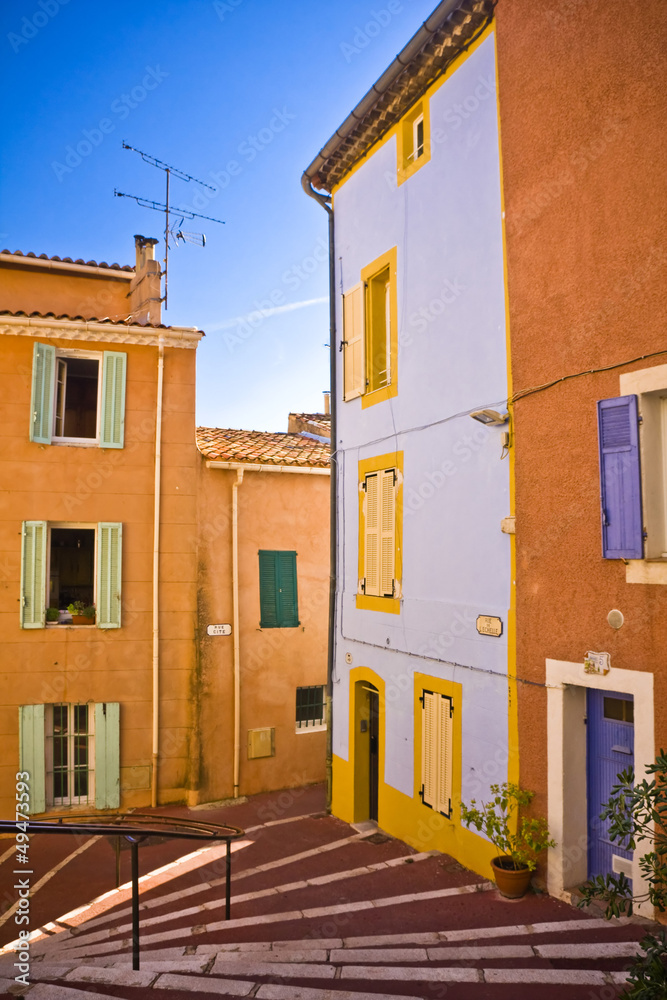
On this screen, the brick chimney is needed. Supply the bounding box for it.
[129,235,162,325]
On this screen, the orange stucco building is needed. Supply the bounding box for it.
[0,238,329,820]
[496,0,667,911]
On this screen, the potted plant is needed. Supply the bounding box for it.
[46,607,60,623]
[67,602,96,625]
[460,781,555,898]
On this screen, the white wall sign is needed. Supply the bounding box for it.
[584,651,611,675]
[207,624,232,636]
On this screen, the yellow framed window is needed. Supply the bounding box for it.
[397,99,431,184]
[420,690,453,818]
[357,452,402,614]
[342,248,398,408]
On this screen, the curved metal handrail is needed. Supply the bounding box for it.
[0,814,246,970]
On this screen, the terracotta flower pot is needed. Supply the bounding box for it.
[491,856,533,898]
[71,614,95,626]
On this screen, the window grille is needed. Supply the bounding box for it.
[296,686,326,729]
[46,703,94,806]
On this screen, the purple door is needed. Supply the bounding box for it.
[586,689,634,881]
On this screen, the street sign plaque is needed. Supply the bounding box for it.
[207,624,232,636]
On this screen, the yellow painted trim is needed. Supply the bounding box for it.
[493,29,519,790]
[360,247,398,409]
[396,98,432,186]
[356,594,401,615]
[413,672,462,819]
[356,451,403,613]
[331,23,496,197]
[331,667,502,878]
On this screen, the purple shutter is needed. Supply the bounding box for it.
[597,395,643,559]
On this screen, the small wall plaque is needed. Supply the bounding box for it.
[207,623,232,636]
[584,651,611,675]
[476,615,503,637]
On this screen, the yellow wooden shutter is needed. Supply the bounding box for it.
[364,472,380,595]
[421,691,453,816]
[343,283,365,400]
[421,691,437,809]
[437,696,453,816]
[380,469,396,596]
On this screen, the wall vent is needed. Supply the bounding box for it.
[247,727,275,760]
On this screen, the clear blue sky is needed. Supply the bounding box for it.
[1,0,438,430]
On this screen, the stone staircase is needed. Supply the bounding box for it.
[0,810,648,998]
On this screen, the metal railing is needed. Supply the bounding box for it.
[0,814,245,971]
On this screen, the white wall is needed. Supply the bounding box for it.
[332,34,511,803]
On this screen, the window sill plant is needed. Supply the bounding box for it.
[460,781,555,898]
[67,601,96,625]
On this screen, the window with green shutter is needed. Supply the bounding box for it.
[97,523,122,628]
[29,343,127,448]
[21,521,47,628]
[259,550,299,628]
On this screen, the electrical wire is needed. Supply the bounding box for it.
[510,348,667,404]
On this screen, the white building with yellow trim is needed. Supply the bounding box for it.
[303,0,515,879]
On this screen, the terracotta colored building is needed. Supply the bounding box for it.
[0,239,330,819]
[495,0,667,914]
[195,422,330,802]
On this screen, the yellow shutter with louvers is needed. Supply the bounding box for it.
[380,468,396,596]
[421,691,453,817]
[421,691,437,809]
[343,283,365,400]
[364,473,380,595]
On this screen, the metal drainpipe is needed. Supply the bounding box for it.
[232,467,244,798]
[151,336,165,808]
[301,175,336,813]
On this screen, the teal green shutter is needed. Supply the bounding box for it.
[19,705,46,815]
[20,521,47,629]
[259,550,298,627]
[29,342,55,444]
[100,352,127,448]
[95,702,120,809]
[276,551,299,626]
[259,551,279,627]
[97,523,122,627]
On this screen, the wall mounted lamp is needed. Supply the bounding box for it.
[469,409,509,426]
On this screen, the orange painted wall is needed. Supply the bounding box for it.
[495,0,667,806]
[0,332,199,814]
[1,259,132,321]
[196,464,329,801]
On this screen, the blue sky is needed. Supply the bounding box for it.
[1,0,438,430]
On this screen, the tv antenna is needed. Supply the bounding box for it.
[114,142,225,308]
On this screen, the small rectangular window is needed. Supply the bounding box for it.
[258,550,299,628]
[412,114,424,160]
[296,686,326,730]
[49,527,95,612]
[603,697,634,723]
[366,267,391,393]
[46,703,95,807]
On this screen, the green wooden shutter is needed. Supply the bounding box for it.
[100,352,127,448]
[259,550,279,627]
[95,702,120,809]
[276,551,299,627]
[97,523,122,628]
[19,705,46,815]
[20,521,47,629]
[29,342,55,444]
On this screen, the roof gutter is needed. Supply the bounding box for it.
[302,0,465,193]
[205,460,329,475]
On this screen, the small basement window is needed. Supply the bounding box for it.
[55,356,100,440]
[296,685,326,731]
[49,527,95,611]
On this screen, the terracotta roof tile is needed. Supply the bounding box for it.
[197,427,330,468]
[1,249,133,271]
[0,309,190,332]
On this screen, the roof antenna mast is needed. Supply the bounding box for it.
[114,142,225,309]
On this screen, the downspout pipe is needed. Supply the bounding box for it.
[301,174,336,813]
[232,468,244,798]
[151,335,165,808]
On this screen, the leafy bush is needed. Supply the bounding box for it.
[578,750,667,998]
[460,781,554,871]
